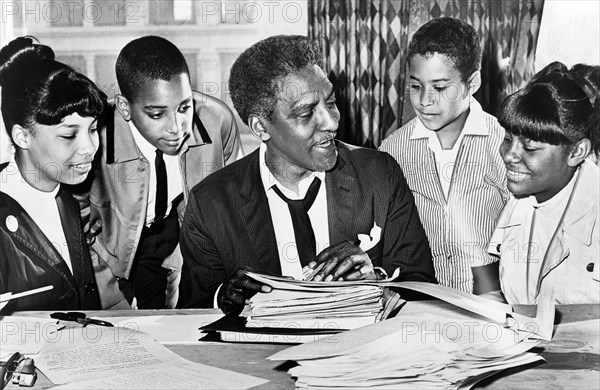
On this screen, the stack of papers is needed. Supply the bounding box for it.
[247,272,384,330]
[203,272,553,346]
[199,273,389,343]
[269,302,544,389]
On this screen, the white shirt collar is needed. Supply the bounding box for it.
[129,121,156,160]
[531,167,579,209]
[258,142,325,199]
[129,120,189,161]
[1,158,60,201]
[1,158,72,272]
[410,99,490,140]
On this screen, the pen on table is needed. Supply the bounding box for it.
[0,285,54,303]
[50,312,114,327]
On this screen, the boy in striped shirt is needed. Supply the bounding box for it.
[380,18,508,294]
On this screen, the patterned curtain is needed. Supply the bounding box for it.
[308,0,545,147]
[309,0,410,147]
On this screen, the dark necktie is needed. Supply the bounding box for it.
[155,150,168,220]
[272,177,321,267]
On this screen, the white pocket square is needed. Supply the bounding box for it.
[357,222,381,252]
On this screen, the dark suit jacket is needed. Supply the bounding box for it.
[178,141,435,308]
[0,185,101,313]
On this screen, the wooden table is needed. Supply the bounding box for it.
[5,301,599,389]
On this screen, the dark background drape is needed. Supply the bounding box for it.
[308,0,545,147]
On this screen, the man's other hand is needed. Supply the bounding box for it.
[217,267,272,316]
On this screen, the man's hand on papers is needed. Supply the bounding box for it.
[218,267,272,316]
[306,241,377,282]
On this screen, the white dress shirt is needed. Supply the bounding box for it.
[424,129,466,199]
[212,143,331,307]
[130,122,183,224]
[259,143,330,280]
[1,159,73,273]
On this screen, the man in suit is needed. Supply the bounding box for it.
[178,35,435,314]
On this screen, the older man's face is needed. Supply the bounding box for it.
[263,65,340,181]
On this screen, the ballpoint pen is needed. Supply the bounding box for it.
[50,312,114,327]
[0,286,54,303]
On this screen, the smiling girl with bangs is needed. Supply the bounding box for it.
[487,62,599,304]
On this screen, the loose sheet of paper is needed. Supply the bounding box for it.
[0,315,61,357]
[34,326,267,389]
[35,327,186,384]
[51,362,268,390]
[100,313,223,344]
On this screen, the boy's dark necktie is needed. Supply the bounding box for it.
[272,177,321,267]
[155,150,168,220]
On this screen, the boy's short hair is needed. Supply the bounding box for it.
[116,35,190,101]
[407,17,481,82]
[229,35,322,125]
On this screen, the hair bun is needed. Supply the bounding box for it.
[0,36,55,85]
[530,61,569,83]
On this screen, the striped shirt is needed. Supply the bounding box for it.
[379,101,508,292]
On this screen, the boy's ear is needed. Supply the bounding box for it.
[567,138,591,167]
[467,70,482,95]
[248,116,271,142]
[115,94,132,121]
[11,124,31,149]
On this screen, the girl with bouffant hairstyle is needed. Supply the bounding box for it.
[0,36,127,312]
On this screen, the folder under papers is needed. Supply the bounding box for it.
[199,315,344,344]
